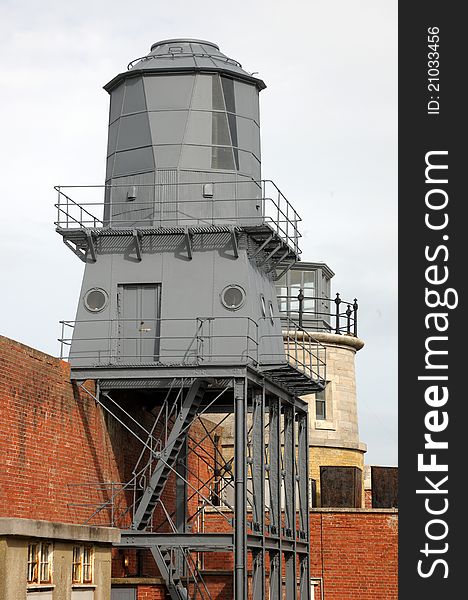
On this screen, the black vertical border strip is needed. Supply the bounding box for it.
[399,4,467,597]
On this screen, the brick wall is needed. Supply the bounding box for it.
[0,335,122,524]
[310,509,398,599]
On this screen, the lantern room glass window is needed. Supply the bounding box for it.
[275,263,333,331]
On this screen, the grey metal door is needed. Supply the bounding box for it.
[117,284,161,363]
[111,589,136,600]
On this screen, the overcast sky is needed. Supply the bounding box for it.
[0,0,397,466]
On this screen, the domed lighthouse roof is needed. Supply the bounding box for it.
[104,38,266,92]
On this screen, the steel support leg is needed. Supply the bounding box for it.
[234,378,247,600]
[284,404,297,600]
[283,405,295,540]
[268,395,282,599]
[285,551,296,600]
[298,409,311,599]
[251,391,264,534]
[269,550,281,600]
[175,436,188,575]
[268,396,281,537]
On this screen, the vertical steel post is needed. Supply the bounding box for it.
[298,410,311,600]
[251,391,264,534]
[353,298,359,337]
[334,292,341,334]
[234,378,247,600]
[250,387,266,600]
[283,405,295,539]
[283,404,296,599]
[268,395,282,599]
[269,551,281,600]
[297,413,308,538]
[175,436,188,575]
[298,288,304,329]
[285,551,296,600]
[346,304,352,334]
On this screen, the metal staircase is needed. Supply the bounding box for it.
[151,546,189,600]
[132,379,208,530]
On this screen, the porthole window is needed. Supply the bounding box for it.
[84,288,108,313]
[268,300,275,325]
[221,285,246,311]
[260,294,266,317]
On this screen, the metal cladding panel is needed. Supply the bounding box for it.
[121,76,147,114]
[115,112,152,152]
[190,74,213,109]
[238,149,261,179]
[234,80,260,123]
[371,466,398,508]
[144,75,195,110]
[183,110,212,145]
[320,466,363,508]
[149,111,189,145]
[112,146,154,178]
[107,120,119,156]
[237,116,261,158]
[106,172,156,227]
[109,82,125,124]
[153,145,183,169]
[178,145,212,171]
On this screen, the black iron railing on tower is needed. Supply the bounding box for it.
[278,291,358,337]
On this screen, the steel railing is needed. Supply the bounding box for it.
[58,315,326,385]
[259,317,327,385]
[278,292,359,337]
[128,51,243,70]
[54,180,301,256]
[58,316,259,365]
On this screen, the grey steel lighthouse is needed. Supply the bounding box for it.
[56,39,325,600]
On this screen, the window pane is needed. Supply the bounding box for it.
[221,76,236,113]
[315,387,327,420]
[27,544,38,583]
[212,75,225,110]
[316,399,326,420]
[212,112,231,146]
[40,543,50,582]
[290,271,302,286]
[72,546,82,583]
[276,273,287,287]
[83,547,93,583]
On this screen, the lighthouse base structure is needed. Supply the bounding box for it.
[78,369,311,600]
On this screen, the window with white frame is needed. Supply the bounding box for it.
[72,545,93,584]
[27,542,52,584]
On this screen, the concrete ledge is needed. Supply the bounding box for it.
[307,332,365,351]
[0,518,120,544]
[310,441,368,452]
[284,331,365,351]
